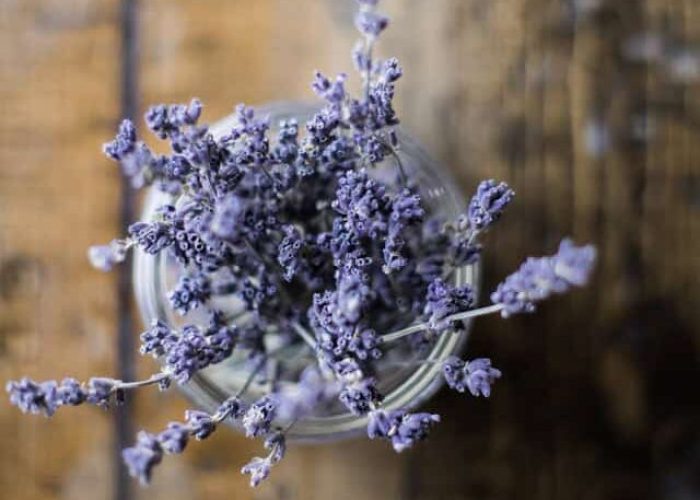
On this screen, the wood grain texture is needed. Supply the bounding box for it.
[2,1,699,499]
[0,1,121,499]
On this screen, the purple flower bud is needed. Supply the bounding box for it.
[390,411,440,452]
[6,378,60,416]
[139,320,177,358]
[464,358,501,398]
[86,377,118,408]
[242,396,277,438]
[339,377,382,415]
[157,423,189,454]
[423,278,475,334]
[122,431,163,485]
[312,71,347,104]
[103,119,137,160]
[164,325,215,384]
[355,11,389,37]
[128,221,174,255]
[57,377,86,406]
[216,396,245,420]
[367,409,440,452]
[241,456,271,487]
[264,432,286,464]
[185,410,216,440]
[168,272,211,315]
[553,238,597,286]
[467,180,515,231]
[441,356,467,392]
[88,239,128,272]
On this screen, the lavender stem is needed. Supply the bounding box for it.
[115,372,171,391]
[379,304,504,343]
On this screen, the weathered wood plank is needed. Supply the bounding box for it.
[0,2,121,500]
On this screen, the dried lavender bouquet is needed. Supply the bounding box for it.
[6,0,596,488]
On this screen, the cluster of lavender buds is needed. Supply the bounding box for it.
[6,0,596,489]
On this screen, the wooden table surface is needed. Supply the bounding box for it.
[1,1,698,499]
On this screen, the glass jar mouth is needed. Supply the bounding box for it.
[132,101,478,442]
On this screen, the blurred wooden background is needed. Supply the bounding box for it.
[1,0,698,499]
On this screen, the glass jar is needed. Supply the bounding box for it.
[133,102,478,442]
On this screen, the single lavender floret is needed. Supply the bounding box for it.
[241,457,271,488]
[367,409,441,452]
[6,378,59,416]
[86,377,118,408]
[163,325,221,384]
[390,411,441,452]
[441,356,467,392]
[332,169,389,239]
[57,377,86,406]
[157,422,189,454]
[168,272,211,315]
[264,432,286,464]
[103,119,137,160]
[122,431,163,485]
[423,278,475,334]
[491,239,596,317]
[339,377,382,415]
[467,180,515,231]
[128,221,174,255]
[312,71,347,104]
[185,410,216,440]
[139,319,177,358]
[464,358,501,398]
[242,396,277,438]
[216,396,246,420]
[88,239,129,272]
[241,432,287,487]
[355,10,389,37]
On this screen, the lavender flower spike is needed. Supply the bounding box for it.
[491,238,596,317]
